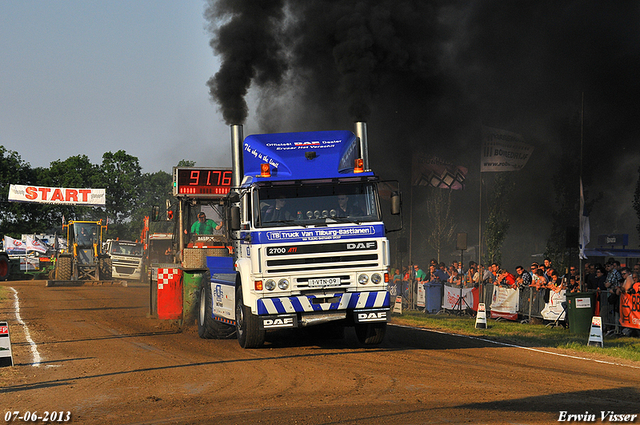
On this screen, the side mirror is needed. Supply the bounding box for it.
[230,206,241,231]
[391,191,401,215]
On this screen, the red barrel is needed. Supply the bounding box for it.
[157,268,183,320]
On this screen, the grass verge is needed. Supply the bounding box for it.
[390,311,640,363]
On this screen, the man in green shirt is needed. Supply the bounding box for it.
[191,212,223,235]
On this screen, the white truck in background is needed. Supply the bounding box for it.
[105,239,143,280]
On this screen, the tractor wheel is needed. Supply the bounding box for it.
[99,256,112,280]
[0,254,10,281]
[56,255,72,280]
[235,286,264,348]
[197,283,235,339]
[354,322,387,345]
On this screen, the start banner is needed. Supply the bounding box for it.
[8,184,105,206]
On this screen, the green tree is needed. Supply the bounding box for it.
[130,170,174,239]
[483,174,515,266]
[98,151,142,239]
[425,187,456,263]
[0,146,43,236]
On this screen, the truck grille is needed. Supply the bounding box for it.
[263,240,380,275]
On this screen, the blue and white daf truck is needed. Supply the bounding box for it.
[195,122,401,348]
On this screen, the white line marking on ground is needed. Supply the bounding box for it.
[10,287,42,367]
[390,323,640,369]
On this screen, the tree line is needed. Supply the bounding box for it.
[0,146,185,241]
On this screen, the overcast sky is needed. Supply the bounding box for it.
[0,0,249,174]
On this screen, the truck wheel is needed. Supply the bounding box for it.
[99,256,112,280]
[355,322,387,345]
[0,254,9,281]
[56,255,72,280]
[235,286,264,348]
[198,283,235,339]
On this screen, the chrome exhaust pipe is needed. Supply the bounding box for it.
[355,121,369,170]
[230,125,243,188]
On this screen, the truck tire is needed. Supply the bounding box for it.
[355,322,386,345]
[198,283,235,339]
[0,253,10,281]
[99,256,112,280]
[236,286,264,348]
[56,255,73,280]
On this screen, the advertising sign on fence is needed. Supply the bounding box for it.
[490,286,519,320]
[541,290,566,321]
[442,285,474,311]
[619,293,640,330]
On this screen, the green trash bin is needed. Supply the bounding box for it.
[566,291,597,334]
[183,270,208,325]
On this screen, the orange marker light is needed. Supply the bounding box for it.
[260,163,271,177]
[255,280,263,291]
[354,158,364,173]
[384,273,389,283]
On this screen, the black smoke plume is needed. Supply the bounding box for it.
[205,0,288,125]
[206,0,640,265]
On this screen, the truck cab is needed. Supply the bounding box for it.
[194,122,401,348]
[106,239,143,280]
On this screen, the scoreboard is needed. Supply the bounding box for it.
[173,167,233,198]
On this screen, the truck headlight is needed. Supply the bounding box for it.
[371,273,382,284]
[278,279,289,290]
[358,274,369,284]
[264,279,276,291]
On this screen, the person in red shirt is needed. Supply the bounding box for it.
[496,269,517,288]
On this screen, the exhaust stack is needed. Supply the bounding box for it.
[355,122,369,170]
[231,125,244,188]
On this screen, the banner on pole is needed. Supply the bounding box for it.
[8,184,105,207]
[579,178,591,259]
[3,236,26,254]
[412,154,467,189]
[481,126,534,172]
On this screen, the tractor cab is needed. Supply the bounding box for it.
[55,220,111,281]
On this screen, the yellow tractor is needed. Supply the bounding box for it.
[54,220,111,281]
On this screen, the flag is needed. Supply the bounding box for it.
[25,236,48,254]
[481,126,534,172]
[3,236,26,254]
[412,154,467,189]
[579,178,590,259]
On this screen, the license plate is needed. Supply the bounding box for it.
[308,277,340,287]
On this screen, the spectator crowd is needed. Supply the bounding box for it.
[391,257,640,336]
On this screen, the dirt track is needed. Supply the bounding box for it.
[1,280,639,424]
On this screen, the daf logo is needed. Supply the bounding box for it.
[347,242,376,250]
[357,311,387,322]
[263,317,295,328]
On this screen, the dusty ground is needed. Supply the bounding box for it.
[1,280,639,425]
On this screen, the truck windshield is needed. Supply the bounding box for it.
[110,242,143,257]
[257,182,380,227]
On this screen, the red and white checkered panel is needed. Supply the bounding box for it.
[157,268,180,290]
